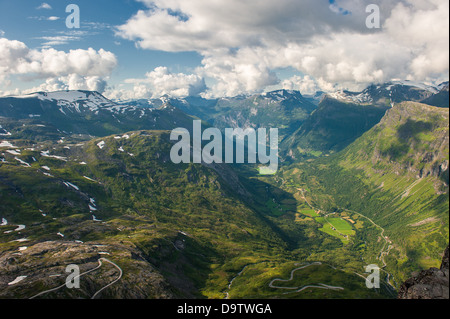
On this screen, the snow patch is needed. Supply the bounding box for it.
[63,182,79,191]
[14,225,26,231]
[8,276,27,286]
[40,150,67,161]
[10,238,29,243]
[15,157,31,167]
[6,150,21,155]
[0,141,16,148]
[97,141,106,149]
[0,126,12,136]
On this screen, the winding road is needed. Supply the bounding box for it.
[91,258,123,299]
[297,188,396,289]
[29,257,123,299]
[269,262,344,294]
[224,261,270,299]
[343,208,391,268]
[299,188,392,269]
[225,265,251,299]
[269,262,322,289]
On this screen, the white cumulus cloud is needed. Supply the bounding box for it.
[37,3,52,10]
[108,66,206,99]
[116,0,449,97]
[282,75,322,95]
[0,38,117,84]
[28,75,108,93]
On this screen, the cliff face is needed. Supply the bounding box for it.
[398,246,449,299]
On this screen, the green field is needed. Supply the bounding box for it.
[327,218,355,235]
[315,216,355,244]
[299,209,319,218]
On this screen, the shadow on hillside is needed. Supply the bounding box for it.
[233,164,307,250]
[384,119,433,160]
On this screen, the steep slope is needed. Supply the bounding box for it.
[328,81,438,107]
[0,130,291,298]
[398,246,449,299]
[0,127,391,299]
[212,90,316,139]
[283,81,446,160]
[141,90,316,140]
[281,101,449,284]
[3,87,447,299]
[139,95,219,122]
[282,96,388,158]
[421,82,449,108]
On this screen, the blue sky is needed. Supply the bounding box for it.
[0,1,203,92]
[0,0,448,99]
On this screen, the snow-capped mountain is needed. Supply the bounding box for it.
[13,90,131,115]
[115,89,317,139]
[327,81,448,107]
[0,90,196,137]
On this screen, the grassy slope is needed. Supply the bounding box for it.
[281,102,449,283]
[282,97,388,159]
[1,129,391,299]
[0,131,281,297]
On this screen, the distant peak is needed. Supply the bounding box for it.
[263,89,301,96]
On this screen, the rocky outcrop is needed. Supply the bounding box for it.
[398,246,449,299]
[0,241,174,299]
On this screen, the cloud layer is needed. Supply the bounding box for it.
[1,1,448,99]
[107,66,206,100]
[0,37,117,95]
[116,0,449,97]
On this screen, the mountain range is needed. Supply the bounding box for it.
[0,80,448,299]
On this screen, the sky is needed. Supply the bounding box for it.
[0,0,448,100]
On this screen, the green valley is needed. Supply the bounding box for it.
[0,88,448,300]
[277,101,449,284]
